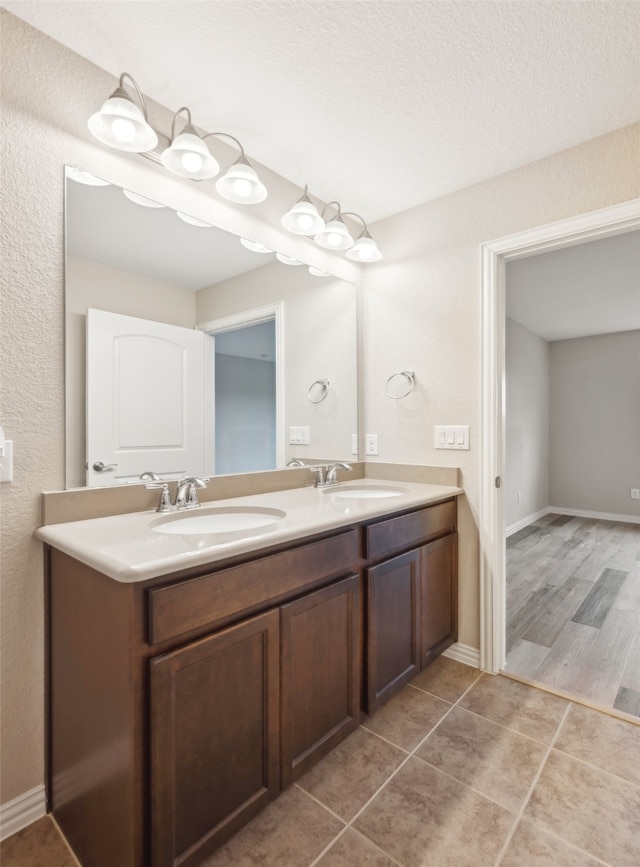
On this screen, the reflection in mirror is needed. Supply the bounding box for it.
[64,168,358,488]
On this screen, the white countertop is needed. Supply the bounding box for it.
[36,478,462,583]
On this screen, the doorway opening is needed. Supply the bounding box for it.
[479,199,640,716]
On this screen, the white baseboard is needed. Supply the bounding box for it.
[505,507,550,537]
[506,506,640,537]
[549,506,640,525]
[442,642,481,668]
[0,785,46,841]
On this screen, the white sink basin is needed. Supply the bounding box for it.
[324,484,408,499]
[150,506,286,537]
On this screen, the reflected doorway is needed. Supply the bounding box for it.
[213,321,277,474]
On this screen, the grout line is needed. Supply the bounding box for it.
[410,753,519,814]
[451,701,564,746]
[311,672,486,865]
[550,744,640,790]
[492,703,571,867]
[519,818,614,867]
[357,724,411,754]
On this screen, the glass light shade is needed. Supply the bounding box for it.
[216,159,267,204]
[276,252,303,266]
[281,200,324,235]
[176,212,213,227]
[314,218,354,251]
[346,234,383,262]
[160,131,220,180]
[88,95,158,153]
[123,189,165,208]
[309,266,331,277]
[240,238,274,253]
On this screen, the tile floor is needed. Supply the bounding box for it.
[3,658,640,867]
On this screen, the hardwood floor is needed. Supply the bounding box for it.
[505,514,640,718]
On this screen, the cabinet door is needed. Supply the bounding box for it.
[281,575,361,786]
[149,609,280,867]
[366,549,421,713]
[421,532,458,666]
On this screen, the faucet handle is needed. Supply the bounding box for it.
[145,482,172,512]
[307,465,327,487]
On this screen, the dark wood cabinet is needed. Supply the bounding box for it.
[46,495,458,867]
[366,550,421,713]
[365,510,458,712]
[421,532,458,666]
[281,575,361,785]
[149,610,280,867]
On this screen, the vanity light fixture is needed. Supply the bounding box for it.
[89,73,267,204]
[281,191,382,262]
[88,73,158,153]
[314,203,354,251]
[343,213,383,262]
[281,185,325,235]
[123,189,165,208]
[161,107,220,180]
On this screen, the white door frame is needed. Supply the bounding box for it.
[479,198,640,674]
[197,302,285,472]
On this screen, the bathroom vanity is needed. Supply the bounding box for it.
[39,480,460,867]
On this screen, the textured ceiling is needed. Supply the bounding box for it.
[506,230,640,341]
[4,0,640,222]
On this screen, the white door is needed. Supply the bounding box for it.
[86,309,207,486]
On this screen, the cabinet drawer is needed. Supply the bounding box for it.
[364,500,456,561]
[148,529,358,645]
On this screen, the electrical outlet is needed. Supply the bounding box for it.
[365,433,378,455]
[631,488,640,500]
[0,440,14,483]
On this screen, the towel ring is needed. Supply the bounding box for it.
[308,378,330,404]
[385,370,415,399]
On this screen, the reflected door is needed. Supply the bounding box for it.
[86,309,207,486]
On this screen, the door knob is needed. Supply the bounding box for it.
[92,461,119,472]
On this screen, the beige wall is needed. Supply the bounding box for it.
[505,318,550,528]
[363,121,640,652]
[1,8,639,809]
[197,262,358,465]
[550,330,640,516]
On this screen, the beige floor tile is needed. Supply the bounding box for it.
[555,701,640,786]
[415,706,547,811]
[315,829,397,866]
[409,656,480,703]
[459,674,568,742]
[524,750,640,866]
[296,727,405,821]
[202,786,344,866]
[500,819,604,866]
[0,816,78,867]
[354,756,514,867]
[362,684,451,751]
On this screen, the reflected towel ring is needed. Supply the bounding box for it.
[308,378,330,403]
[385,370,415,399]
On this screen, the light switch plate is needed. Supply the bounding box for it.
[434,426,470,450]
[289,426,310,445]
[351,434,358,455]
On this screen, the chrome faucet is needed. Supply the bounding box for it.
[139,471,161,481]
[308,462,352,488]
[175,477,208,509]
[145,476,208,512]
[287,459,307,468]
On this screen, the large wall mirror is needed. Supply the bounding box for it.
[65,167,359,488]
